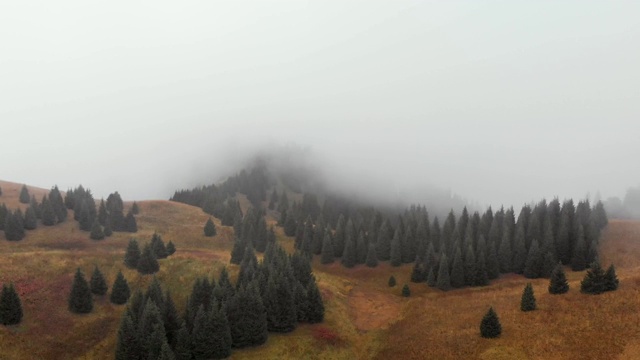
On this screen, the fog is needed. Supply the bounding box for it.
[1,1,639,209]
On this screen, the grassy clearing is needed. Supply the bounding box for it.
[1,180,640,359]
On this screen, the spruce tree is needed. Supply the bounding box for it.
[90,266,108,296]
[464,245,477,286]
[426,267,437,287]
[571,225,587,271]
[548,264,569,294]
[204,217,217,237]
[512,224,527,274]
[341,231,357,268]
[0,283,23,325]
[124,239,141,269]
[580,262,606,294]
[137,243,160,275]
[390,227,402,267]
[125,210,138,232]
[90,220,105,240]
[356,230,368,264]
[306,276,325,323]
[450,247,465,288]
[131,201,140,215]
[115,312,141,360]
[480,307,502,338]
[191,306,216,360]
[158,342,176,360]
[68,268,93,314]
[24,206,37,230]
[498,227,512,273]
[166,241,176,256]
[436,255,451,291]
[110,270,131,304]
[151,233,168,259]
[523,238,542,279]
[474,251,489,287]
[486,239,500,280]
[19,185,30,204]
[520,283,536,311]
[320,229,335,264]
[365,243,378,268]
[604,264,619,292]
[104,222,113,237]
[401,284,410,297]
[388,275,396,287]
[4,210,25,241]
[264,275,297,333]
[230,238,246,265]
[226,282,268,348]
[173,324,192,360]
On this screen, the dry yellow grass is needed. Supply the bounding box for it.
[1,180,640,359]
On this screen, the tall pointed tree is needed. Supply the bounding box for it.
[0,283,23,325]
[110,270,131,305]
[480,307,502,338]
[548,264,569,294]
[90,266,108,296]
[68,268,93,314]
[520,283,536,311]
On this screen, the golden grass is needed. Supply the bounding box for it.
[2,179,640,360]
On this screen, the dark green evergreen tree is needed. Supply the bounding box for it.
[0,283,23,325]
[604,264,619,292]
[480,307,502,338]
[40,195,56,226]
[264,275,297,333]
[512,224,527,274]
[341,229,357,268]
[204,217,217,237]
[19,185,30,204]
[523,238,542,279]
[520,283,536,311]
[548,264,569,294]
[90,266,108,296]
[158,342,176,360]
[474,251,489,286]
[320,229,335,264]
[90,220,105,240]
[388,275,396,287]
[450,247,465,288]
[498,227,512,273]
[365,243,378,268]
[110,270,131,304]
[356,230,368,265]
[436,254,451,291]
[426,267,437,287]
[580,262,606,294]
[151,233,168,259]
[306,276,325,323]
[191,304,230,360]
[390,227,402,267]
[402,284,410,297]
[571,225,587,271]
[124,239,141,269]
[4,210,25,241]
[115,312,141,360]
[131,201,140,215]
[376,220,392,261]
[68,268,93,313]
[333,215,346,257]
[23,205,37,230]
[166,241,176,256]
[173,323,192,360]
[486,239,500,280]
[464,245,477,286]
[137,243,160,275]
[104,222,113,237]
[125,210,138,232]
[227,282,268,348]
[230,238,246,265]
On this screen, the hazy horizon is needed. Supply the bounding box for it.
[1,1,639,208]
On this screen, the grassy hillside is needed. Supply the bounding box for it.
[1,180,640,359]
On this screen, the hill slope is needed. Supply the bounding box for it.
[0,180,639,359]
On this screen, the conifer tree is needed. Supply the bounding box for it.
[124,239,141,269]
[227,282,268,348]
[158,342,176,360]
[498,228,512,273]
[110,270,131,304]
[436,255,451,291]
[480,307,502,338]
[390,227,402,266]
[320,229,335,264]
[204,217,217,237]
[548,264,569,294]
[0,204,7,231]
[604,264,619,292]
[427,267,437,287]
[512,224,527,274]
[464,245,477,286]
[24,206,37,230]
[341,230,357,268]
[376,221,392,261]
[191,305,226,360]
[333,215,346,257]
[104,222,113,237]
[520,283,536,311]
[541,251,557,278]
[410,260,427,283]
[90,266,108,296]
[138,300,164,356]
[450,247,465,288]
[402,284,410,297]
[137,243,160,275]
[115,312,141,360]
[131,201,140,215]
[306,276,325,323]
[356,230,368,264]
[580,262,606,294]
[365,243,378,268]
[166,241,176,256]
[4,210,25,241]
[486,239,500,280]
[230,238,246,265]
[90,220,105,240]
[151,233,168,259]
[0,283,23,325]
[571,225,587,271]
[19,185,30,204]
[388,275,396,287]
[524,238,542,279]
[125,210,138,232]
[474,251,489,286]
[68,268,93,314]
[264,275,297,333]
[173,324,192,360]
[148,324,168,360]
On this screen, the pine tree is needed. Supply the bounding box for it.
[158,341,176,360]
[104,222,113,237]
[474,251,489,286]
[90,266,108,296]
[436,255,451,291]
[464,245,477,286]
[264,275,297,333]
[204,217,217,237]
[306,276,325,323]
[0,284,23,325]
[4,210,25,241]
[512,224,527,274]
[124,239,141,269]
[115,312,141,360]
[166,241,176,256]
[365,243,378,268]
[388,275,396,287]
[580,262,606,294]
[486,239,500,280]
[151,233,168,259]
[356,230,368,264]
[68,268,93,314]
[110,271,131,305]
[480,307,502,338]
[19,185,30,204]
[131,201,140,215]
[125,210,138,232]
[604,264,619,292]
[230,238,247,265]
[520,283,536,311]
[390,227,402,266]
[173,323,192,360]
[571,225,587,271]
[376,221,392,261]
[191,306,217,360]
[320,229,335,264]
[450,247,465,288]
[523,239,542,279]
[23,206,37,230]
[90,220,105,240]
[427,267,437,287]
[498,227,512,273]
[227,282,268,348]
[548,264,569,294]
[137,243,160,275]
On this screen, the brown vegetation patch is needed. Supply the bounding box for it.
[348,288,402,331]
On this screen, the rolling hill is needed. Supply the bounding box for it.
[0,179,639,359]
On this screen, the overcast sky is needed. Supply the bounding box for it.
[1,1,639,208]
